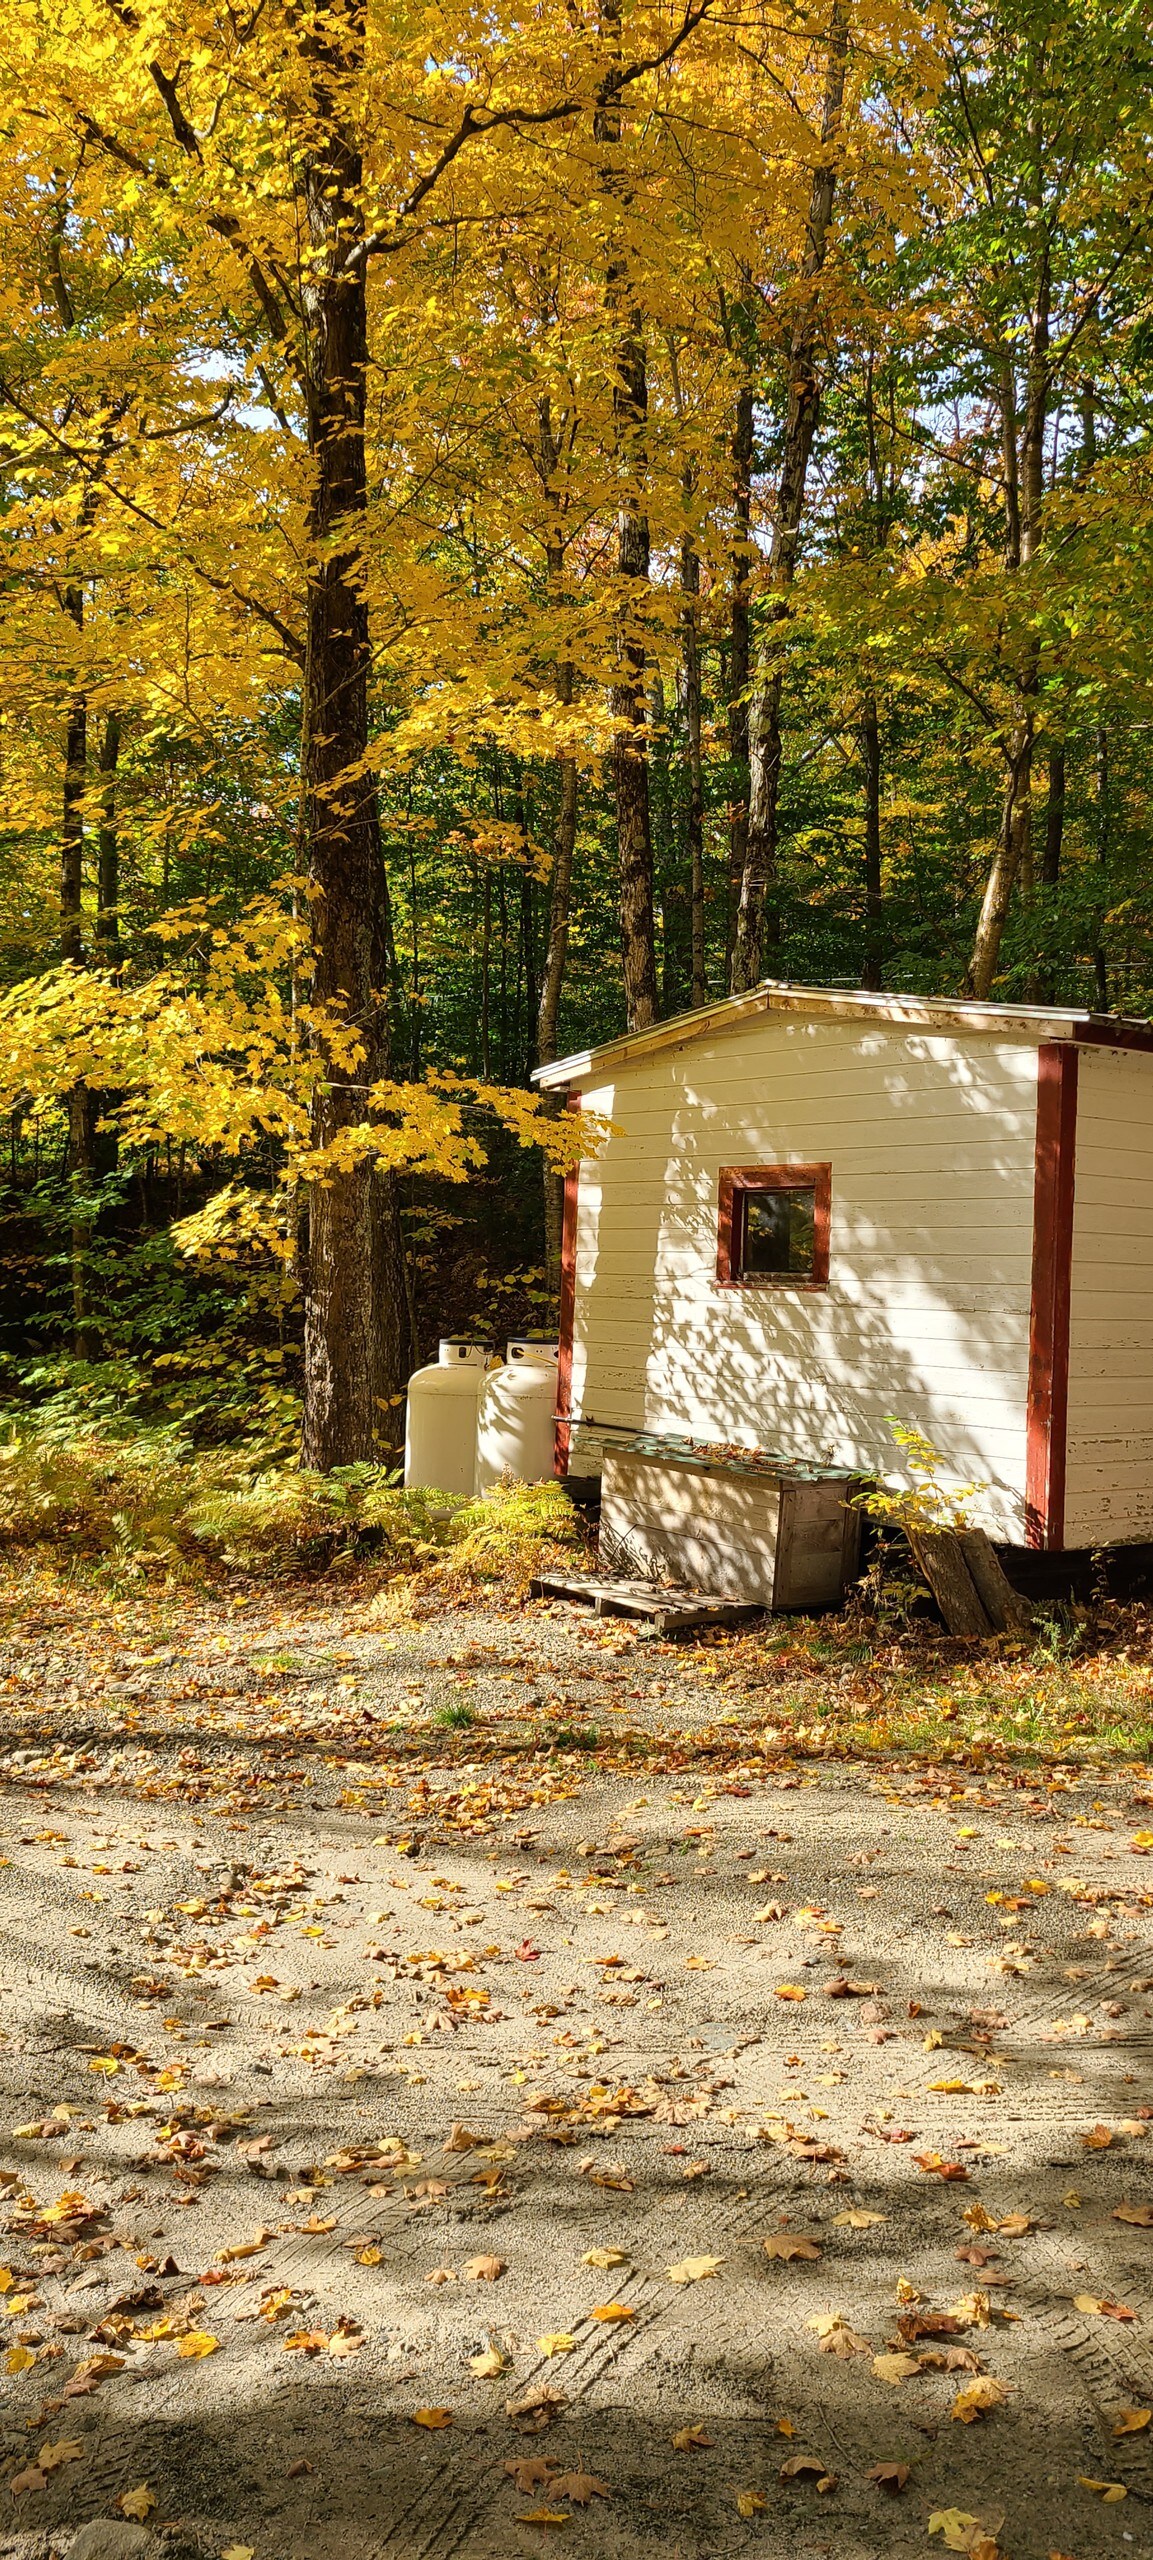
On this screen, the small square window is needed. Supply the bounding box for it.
[717,1165,831,1290]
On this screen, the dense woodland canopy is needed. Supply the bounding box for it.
[0,0,1151,1467]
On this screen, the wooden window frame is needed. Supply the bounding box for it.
[716,1163,832,1292]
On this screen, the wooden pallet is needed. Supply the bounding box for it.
[530,1570,763,1635]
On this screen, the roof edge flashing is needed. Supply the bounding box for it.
[532,981,1148,1092]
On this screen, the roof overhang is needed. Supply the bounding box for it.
[532,980,1153,1092]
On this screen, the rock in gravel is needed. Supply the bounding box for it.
[68,2525,154,2560]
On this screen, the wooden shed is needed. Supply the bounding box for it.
[533,983,1153,1556]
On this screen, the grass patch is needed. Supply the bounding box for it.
[703,1601,1153,1769]
[435,1700,477,1730]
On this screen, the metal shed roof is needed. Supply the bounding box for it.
[532,979,1153,1091]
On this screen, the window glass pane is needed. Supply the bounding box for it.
[740,1185,816,1277]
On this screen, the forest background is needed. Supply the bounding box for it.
[1,0,1152,1504]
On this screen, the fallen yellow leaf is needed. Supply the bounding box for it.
[469,2348,505,2378]
[928,2511,980,2552]
[411,2408,453,2429]
[177,2331,219,2359]
[119,2487,157,2522]
[808,2312,870,2356]
[1077,2477,1126,2500]
[666,2255,723,2284]
[537,2333,577,2356]
[952,2378,1009,2422]
[37,2440,85,2474]
[736,2489,767,2516]
[1113,2408,1151,2436]
[589,2302,635,2323]
[582,2247,629,2269]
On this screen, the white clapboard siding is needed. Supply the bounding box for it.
[1066,1048,1153,1541]
[570,1013,1038,1538]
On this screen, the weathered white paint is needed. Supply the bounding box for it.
[1066,1047,1153,1543]
[569,1012,1040,1540]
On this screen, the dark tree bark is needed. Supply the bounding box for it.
[609,330,657,1029]
[538,676,578,1075]
[536,380,580,1291]
[298,0,410,1469]
[965,188,1052,996]
[861,693,883,989]
[1041,741,1065,888]
[726,376,754,976]
[1094,719,1110,1010]
[731,0,849,991]
[95,708,122,963]
[665,339,706,1012]
[597,0,657,1029]
[58,594,103,1355]
[681,531,706,1009]
[538,707,578,1295]
[61,676,87,968]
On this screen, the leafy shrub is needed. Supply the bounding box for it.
[409,1479,585,1597]
[0,1412,582,1594]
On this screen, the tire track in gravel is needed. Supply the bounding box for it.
[372,2163,829,2560]
[239,2140,517,2314]
[931,2216,1153,2504]
[65,2413,175,2526]
[374,2270,668,2560]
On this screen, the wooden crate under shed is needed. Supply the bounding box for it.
[600,1439,861,1611]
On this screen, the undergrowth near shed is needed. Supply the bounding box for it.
[0,1408,585,1594]
[1,1394,1151,1769]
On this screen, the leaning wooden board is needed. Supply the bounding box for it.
[598,1442,862,1612]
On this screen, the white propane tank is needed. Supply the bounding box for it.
[475,1339,560,1493]
[403,1340,489,1495]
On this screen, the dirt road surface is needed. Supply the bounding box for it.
[1,1590,1152,2559]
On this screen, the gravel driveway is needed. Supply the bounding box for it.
[0,1588,1151,2560]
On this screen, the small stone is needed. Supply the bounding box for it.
[68,2523,153,2560]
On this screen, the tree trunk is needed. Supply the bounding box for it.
[95,708,121,963]
[538,681,578,1074]
[1094,719,1110,1010]
[538,699,578,1297]
[726,376,753,977]
[1041,741,1064,888]
[61,607,87,966]
[298,0,409,1470]
[536,380,580,1293]
[597,0,657,1030]
[966,709,1035,1000]
[861,692,883,989]
[731,0,849,992]
[609,334,657,1029]
[681,532,707,1008]
[963,207,1050,998]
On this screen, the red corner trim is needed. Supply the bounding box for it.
[1026,1043,1079,1549]
[554,1106,580,1478]
[716,1163,832,1291]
